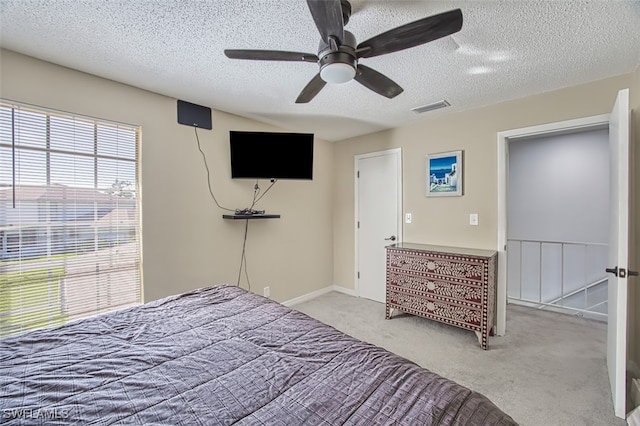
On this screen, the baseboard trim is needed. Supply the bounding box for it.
[332,285,357,297]
[282,286,333,307]
[282,285,357,307]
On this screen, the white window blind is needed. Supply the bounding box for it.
[0,101,142,337]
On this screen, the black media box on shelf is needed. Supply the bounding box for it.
[222,214,281,220]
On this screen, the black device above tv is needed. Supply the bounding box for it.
[177,100,212,130]
[229,131,313,180]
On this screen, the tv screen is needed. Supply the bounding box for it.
[229,131,314,180]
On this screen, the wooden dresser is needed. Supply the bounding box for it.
[385,243,498,350]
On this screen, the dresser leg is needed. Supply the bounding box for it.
[386,306,394,319]
[474,331,489,350]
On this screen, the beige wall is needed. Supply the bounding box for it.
[332,70,639,377]
[333,72,635,287]
[0,49,335,303]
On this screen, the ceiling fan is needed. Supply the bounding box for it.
[224,0,463,104]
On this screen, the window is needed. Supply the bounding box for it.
[0,101,142,337]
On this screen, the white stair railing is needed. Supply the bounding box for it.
[507,239,608,321]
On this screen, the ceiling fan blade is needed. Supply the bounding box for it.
[354,64,403,99]
[296,73,327,104]
[306,0,344,46]
[356,9,463,59]
[224,49,318,63]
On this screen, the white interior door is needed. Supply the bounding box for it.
[356,149,401,303]
[606,88,630,419]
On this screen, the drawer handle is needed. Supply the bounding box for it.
[385,235,397,241]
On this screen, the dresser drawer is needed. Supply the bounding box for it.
[387,249,487,283]
[386,289,483,330]
[386,270,483,303]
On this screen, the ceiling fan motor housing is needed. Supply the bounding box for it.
[318,30,357,83]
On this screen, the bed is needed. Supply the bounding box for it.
[0,285,517,425]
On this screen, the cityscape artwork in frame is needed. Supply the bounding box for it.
[426,150,463,197]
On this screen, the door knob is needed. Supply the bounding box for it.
[606,267,639,278]
[605,266,618,277]
[385,236,397,241]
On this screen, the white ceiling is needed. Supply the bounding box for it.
[1,1,639,141]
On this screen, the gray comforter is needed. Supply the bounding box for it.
[0,285,517,425]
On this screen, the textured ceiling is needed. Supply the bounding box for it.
[1,0,639,141]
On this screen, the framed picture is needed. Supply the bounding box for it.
[426,150,463,197]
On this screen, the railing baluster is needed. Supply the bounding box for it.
[560,242,564,308]
[540,242,544,305]
[519,240,523,300]
[584,243,588,310]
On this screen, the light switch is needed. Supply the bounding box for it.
[469,213,479,226]
[405,213,412,224]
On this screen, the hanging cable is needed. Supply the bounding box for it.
[249,180,261,209]
[194,127,234,212]
[251,179,278,208]
[235,218,251,291]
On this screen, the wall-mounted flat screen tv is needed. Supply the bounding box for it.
[229,131,314,180]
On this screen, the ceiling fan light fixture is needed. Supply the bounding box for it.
[320,62,356,84]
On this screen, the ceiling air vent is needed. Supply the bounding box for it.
[411,100,450,114]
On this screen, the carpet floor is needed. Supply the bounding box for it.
[293,291,626,426]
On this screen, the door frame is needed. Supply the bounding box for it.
[496,114,609,336]
[354,148,403,297]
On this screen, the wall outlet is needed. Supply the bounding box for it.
[405,213,412,224]
[263,286,270,298]
[469,213,479,226]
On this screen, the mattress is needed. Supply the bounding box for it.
[0,285,517,425]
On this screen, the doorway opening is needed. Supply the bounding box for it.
[496,114,610,336]
[506,128,609,321]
